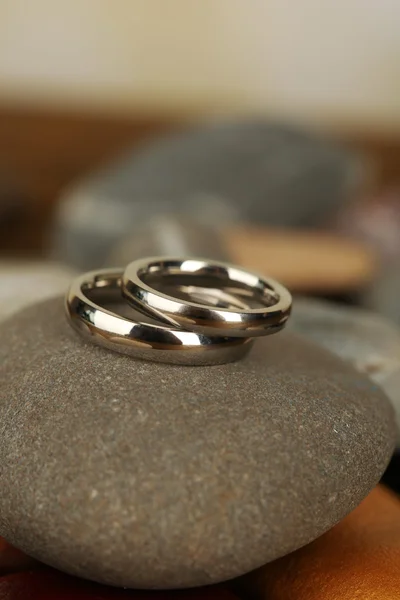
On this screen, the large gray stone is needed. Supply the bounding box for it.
[0,298,395,589]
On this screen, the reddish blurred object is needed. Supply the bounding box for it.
[0,538,37,576]
[0,570,239,600]
[335,187,400,324]
[335,187,400,259]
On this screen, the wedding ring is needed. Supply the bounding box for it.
[65,269,253,366]
[122,257,292,337]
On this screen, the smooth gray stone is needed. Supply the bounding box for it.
[0,298,395,589]
[51,120,360,269]
[289,297,400,442]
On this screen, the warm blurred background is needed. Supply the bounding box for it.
[1,3,400,595]
[0,0,399,319]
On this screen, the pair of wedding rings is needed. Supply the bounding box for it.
[66,257,292,366]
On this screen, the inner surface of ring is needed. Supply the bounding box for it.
[82,276,161,323]
[158,284,262,310]
[83,275,252,314]
[139,265,280,309]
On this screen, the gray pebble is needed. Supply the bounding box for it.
[0,298,395,589]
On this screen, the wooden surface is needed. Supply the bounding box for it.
[225,226,377,293]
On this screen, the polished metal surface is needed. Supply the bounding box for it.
[66,269,253,365]
[122,257,292,337]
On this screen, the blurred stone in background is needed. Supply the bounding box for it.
[107,216,231,266]
[336,188,400,259]
[289,297,400,442]
[0,262,76,323]
[364,262,400,327]
[51,120,362,270]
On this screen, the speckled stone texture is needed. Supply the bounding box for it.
[0,298,396,589]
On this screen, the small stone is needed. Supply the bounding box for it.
[0,298,395,589]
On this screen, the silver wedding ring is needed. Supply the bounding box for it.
[66,257,292,365]
[122,257,292,337]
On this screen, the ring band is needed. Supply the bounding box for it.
[65,269,253,366]
[122,257,292,338]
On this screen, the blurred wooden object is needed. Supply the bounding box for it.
[225,226,378,293]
